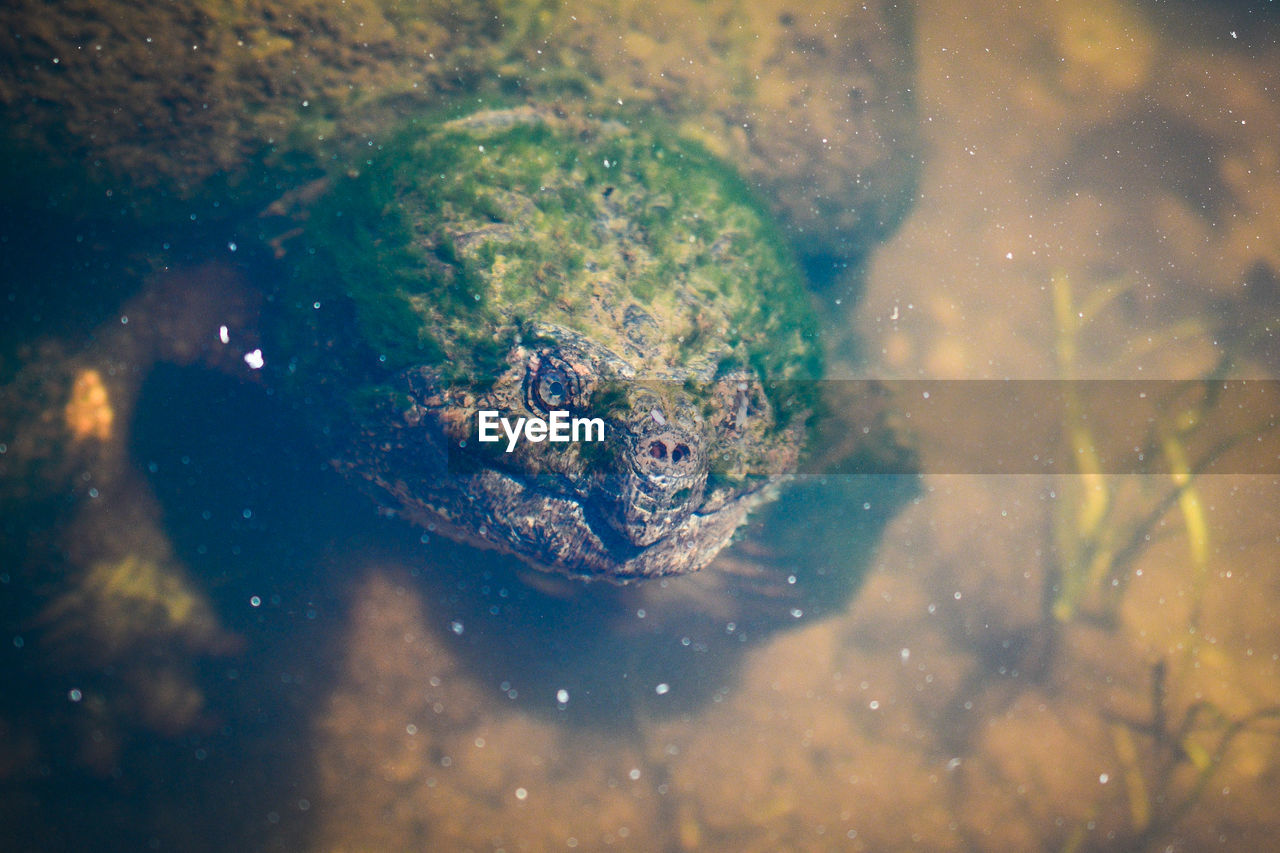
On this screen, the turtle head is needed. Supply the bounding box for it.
[370,322,804,581]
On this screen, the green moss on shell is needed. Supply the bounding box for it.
[282,107,821,408]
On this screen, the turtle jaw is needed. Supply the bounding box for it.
[341,361,778,582]
[389,465,772,583]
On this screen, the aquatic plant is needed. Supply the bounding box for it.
[1059,661,1280,853]
[1047,270,1280,850]
[1048,270,1220,626]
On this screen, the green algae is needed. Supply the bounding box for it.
[279,107,821,415]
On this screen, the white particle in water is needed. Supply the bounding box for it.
[450,620,464,635]
[515,787,528,800]
[556,688,570,705]
[654,683,670,695]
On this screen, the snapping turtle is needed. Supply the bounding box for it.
[264,105,821,581]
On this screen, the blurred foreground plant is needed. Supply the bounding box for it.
[1048,270,1218,626]
[1069,661,1280,853]
[1048,270,1280,852]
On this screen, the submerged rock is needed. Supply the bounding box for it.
[269,105,821,580]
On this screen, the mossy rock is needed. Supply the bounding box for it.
[267,106,821,580]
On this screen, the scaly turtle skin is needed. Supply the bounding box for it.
[269,106,821,581]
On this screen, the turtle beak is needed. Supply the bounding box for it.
[601,423,708,547]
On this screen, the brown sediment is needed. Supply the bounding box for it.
[843,1,1280,848]
[1,262,258,506]
[550,0,919,262]
[0,262,255,766]
[312,566,663,850]
[0,0,917,263]
[0,0,513,193]
[63,368,114,442]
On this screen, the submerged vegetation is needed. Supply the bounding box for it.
[1047,270,1280,850]
[1047,268,1211,625]
[1089,661,1280,852]
[1046,269,1274,626]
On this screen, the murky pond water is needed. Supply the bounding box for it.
[3,1,1280,850]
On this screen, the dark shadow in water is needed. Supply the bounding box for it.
[140,362,915,732]
[0,361,343,852]
[355,467,918,730]
[1057,109,1227,227]
[1,359,913,852]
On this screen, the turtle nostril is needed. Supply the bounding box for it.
[671,444,689,464]
[649,440,668,460]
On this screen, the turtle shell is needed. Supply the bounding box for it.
[270,105,822,581]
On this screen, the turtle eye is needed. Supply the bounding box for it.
[536,368,571,408]
[527,355,580,412]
